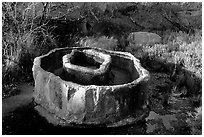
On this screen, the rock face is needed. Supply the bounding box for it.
[127,32,161,45]
[32,47,150,127]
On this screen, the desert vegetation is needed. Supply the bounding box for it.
[2,2,202,135]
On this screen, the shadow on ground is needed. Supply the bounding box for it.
[2,101,147,135]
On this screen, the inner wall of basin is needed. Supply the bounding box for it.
[70,51,101,70]
[40,49,139,86]
[110,54,139,85]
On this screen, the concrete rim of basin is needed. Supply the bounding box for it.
[63,49,111,75]
[32,46,150,127]
[33,47,150,89]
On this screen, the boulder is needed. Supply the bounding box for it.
[127,32,161,45]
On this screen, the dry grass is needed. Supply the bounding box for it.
[2,2,57,97]
[126,30,202,79]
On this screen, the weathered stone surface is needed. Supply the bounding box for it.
[32,47,150,127]
[127,32,161,45]
[62,49,112,85]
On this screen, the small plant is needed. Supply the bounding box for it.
[186,107,202,135]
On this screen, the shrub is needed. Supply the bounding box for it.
[2,2,57,95]
[125,29,202,97]
[144,30,201,78]
[186,107,202,135]
[78,36,118,51]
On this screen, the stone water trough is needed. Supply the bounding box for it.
[32,47,150,127]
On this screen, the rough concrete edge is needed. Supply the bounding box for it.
[32,46,150,92]
[34,101,150,128]
[63,49,112,75]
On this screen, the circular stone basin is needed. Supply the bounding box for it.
[62,49,112,85]
[32,47,150,127]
